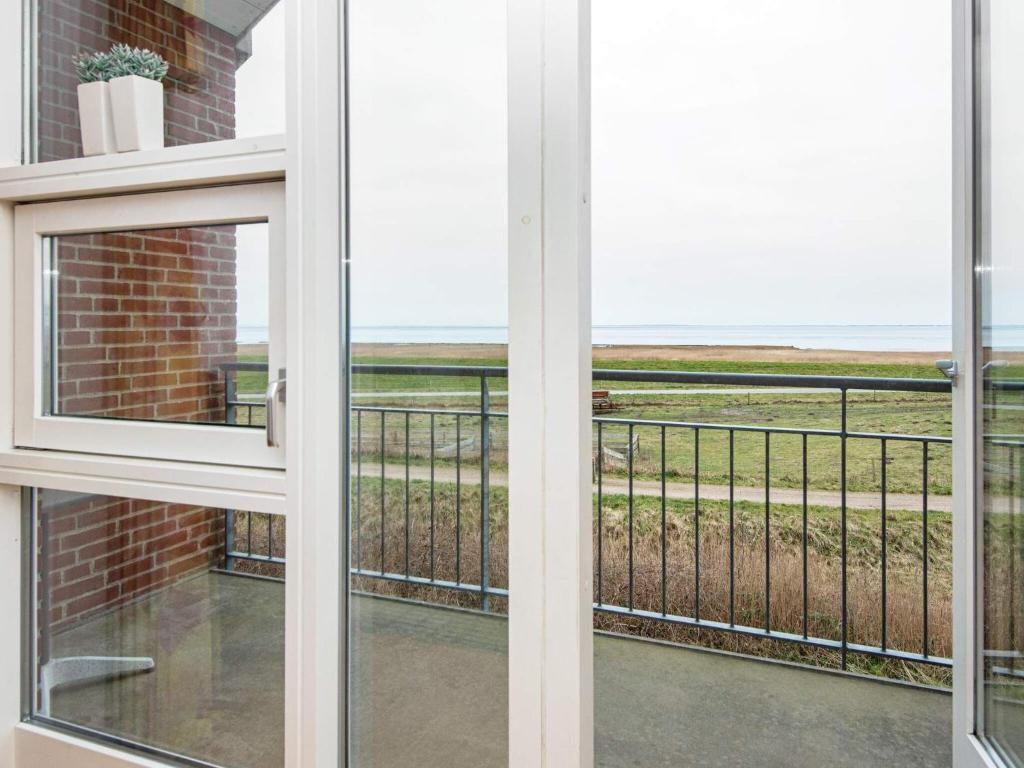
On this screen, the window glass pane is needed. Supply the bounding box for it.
[347,0,509,764]
[979,0,1024,762]
[592,1,953,765]
[35,0,286,162]
[46,222,269,427]
[29,489,285,768]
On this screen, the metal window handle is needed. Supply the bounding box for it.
[935,360,958,381]
[266,376,287,447]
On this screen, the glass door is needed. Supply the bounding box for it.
[972,0,1024,764]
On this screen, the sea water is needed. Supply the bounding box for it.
[236,324,1024,352]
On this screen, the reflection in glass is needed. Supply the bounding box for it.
[34,0,286,163]
[29,489,285,768]
[348,0,508,765]
[44,222,269,427]
[979,1,1024,762]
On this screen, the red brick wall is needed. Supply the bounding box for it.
[37,0,240,163]
[35,2,247,631]
[41,493,225,631]
[56,225,239,423]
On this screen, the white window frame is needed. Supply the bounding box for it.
[951,0,990,761]
[951,0,1023,764]
[0,4,302,768]
[507,0,592,765]
[951,1,1009,766]
[12,182,287,469]
[0,0,595,767]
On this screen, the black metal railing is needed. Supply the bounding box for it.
[220,362,961,670]
[222,362,269,426]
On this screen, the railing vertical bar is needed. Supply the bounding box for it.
[380,412,386,573]
[405,412,410,578]
[1011,444,1019,667]
[224,369,236,425]
[840,388,848,670]
[246,509,252,559]
[597,421,604,606]
[456,414,462,584]
[267,510,274,561]
[224,509,236,571]
[430,412,436,581]
[356,409,363,570]
[628,422,635,612]
[922,440,929,657]
[694,427,700,622]
[1011,444,1019,664]
[764,430,771,633]
[480,377,491,611]
[881,437,888,652]
[661,425,667,616]
[729,429,735,627]
[802,432,808,640]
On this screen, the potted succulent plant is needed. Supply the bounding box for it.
[107,44,169,152]
[73,50,117,156]
[73,44,169,155]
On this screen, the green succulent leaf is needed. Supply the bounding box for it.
[108,43,170,82]
[75,44,170,83]
[73,50,116,83]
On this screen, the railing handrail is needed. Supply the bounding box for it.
[221,361,960,393]
[592,368,952,392]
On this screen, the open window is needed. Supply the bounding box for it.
[14,182,286,468]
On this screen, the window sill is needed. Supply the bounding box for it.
[0,448,285,513]
[15,722,174,768]
[0,135,286,203]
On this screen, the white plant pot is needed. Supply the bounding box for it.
[76,81,117,157]
[108,75,165,152]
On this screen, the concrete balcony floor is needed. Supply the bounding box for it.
[47,572,952,768]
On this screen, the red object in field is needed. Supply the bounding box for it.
[592,390,613,411]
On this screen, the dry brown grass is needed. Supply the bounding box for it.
[230,478,952,686]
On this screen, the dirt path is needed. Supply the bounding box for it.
[356,462,952,513]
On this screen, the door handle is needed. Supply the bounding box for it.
[935,360,959,381]
[266,373,287,447]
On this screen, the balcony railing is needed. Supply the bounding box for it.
[220,362,961,672]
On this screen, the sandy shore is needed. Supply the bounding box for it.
[333,343,950,365]
[238,342,956,364]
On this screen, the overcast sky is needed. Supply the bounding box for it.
[236,0,955,331]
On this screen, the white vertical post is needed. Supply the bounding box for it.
[508,0,592,765]
[0,0,22,167]
[0,484,21,768]
[0,0,23,764]
[950,1,996,766]
[285,0,345,764]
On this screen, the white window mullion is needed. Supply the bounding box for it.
[284,0,345,763]
[0,0,25,761]
[950,1,996,766]
[508,0,592,765]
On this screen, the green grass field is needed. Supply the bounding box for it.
[234,353,957,495]
[349,355,954,495]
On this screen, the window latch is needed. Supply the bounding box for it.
[935,360,959,382]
